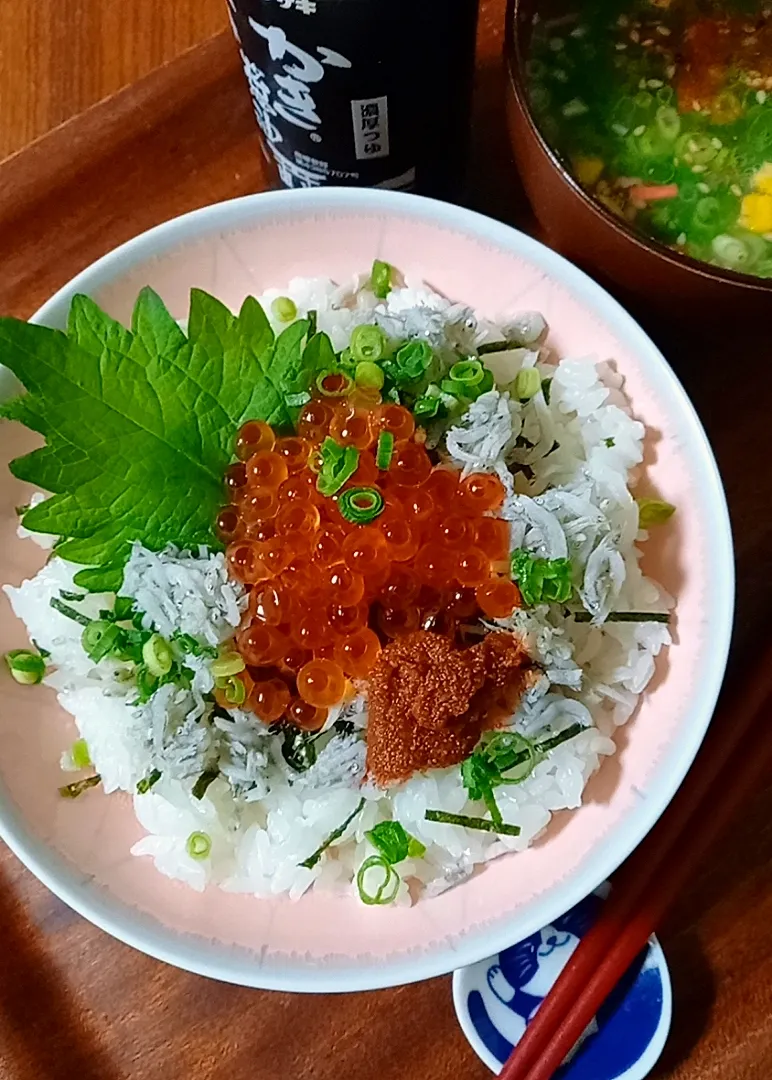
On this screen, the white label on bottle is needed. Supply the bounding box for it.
[351,96,390,160]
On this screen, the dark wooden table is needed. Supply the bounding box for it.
[1,5,771,1079]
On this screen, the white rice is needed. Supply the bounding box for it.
[3,276,672,905]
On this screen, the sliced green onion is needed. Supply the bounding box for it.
[375,431,394,470]
[50,596,91,627]
[210,651,246,678]
[271,296,297,323]
[424,810,521,836]
[449,359,486,387]
[136,768,162,794]
[59,774,101,799]
[5,649,46,685]
[655,105,680,141]
[637,497,676,527]
[316,436,360,496]
[82,620,122,663]
[186,831,212,860]
[316,369,355,398]
[541,377,553,404]
[355,360,385,390]
[571,611,670,623]
[371,259,392,299]
[71,738,91,770]
[142,633,173,678]
[299,797,366,869]
[356,854,400,905]
[350,324,386,364]
[393,340,433,381]
[711,234,751,269]
[192,767,219,800]
[514,367,542,401]
[338,486,384,524]
[306,309,317,337]
[407,836,426,859]
[216,673,246,705]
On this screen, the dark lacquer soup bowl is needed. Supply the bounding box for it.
[505,0,772,320]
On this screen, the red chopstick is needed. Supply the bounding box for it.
[499,642,772,1080]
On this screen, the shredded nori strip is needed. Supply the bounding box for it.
[571,611,670,623]
[298,797,366,869]
[50,596,91,627]
[192,768,219,800]
[424,811,521,836]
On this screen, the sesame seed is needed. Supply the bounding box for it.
[656,25,671,36]
[731,184,743,197]
[562,98,588,117]
[692,164,707,173]
[758,90,768,104]
[639,77,647,89]
[711,137,723,149]
[666,64,676,78]
[570,25,586,38]
[633,124,646,136]
[611,123,629,136]
[642,38,654,46]
[615,41,628,50]
[647,79,664,88]
[688,140,698,152]
[697,182,710,194]
[630,29,640,43]
[617,14,629,26]
[677,233,687,246]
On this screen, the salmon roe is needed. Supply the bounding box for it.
[226,404,521,727]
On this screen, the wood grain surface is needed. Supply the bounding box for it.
[0,0,227,161]
[1,4,772,1080]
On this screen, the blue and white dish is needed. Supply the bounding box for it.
[452,886,672,1079]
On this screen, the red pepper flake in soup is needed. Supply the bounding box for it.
[365,630,537,786]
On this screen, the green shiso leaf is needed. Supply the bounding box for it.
[0,288,318,590]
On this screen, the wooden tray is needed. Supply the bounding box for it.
[0,10,771,1080]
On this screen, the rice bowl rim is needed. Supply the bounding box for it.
[0,188,734,992]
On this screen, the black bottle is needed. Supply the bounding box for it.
[228,0,480,200]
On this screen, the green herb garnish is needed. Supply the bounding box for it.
[636,497,676,527]
[316,436,360,496]
[70,738,91,770]
[136,768,162,794]
[370,259,392,299]
[510,549,573,606]
[365,820,425,865]
[299,797,366,870]
[514,367,542,402]
[0,288,323,590]
[82,620,123,663]
[382,340,433,388]
[5,648,46,685]
[375,431,394,471]
[59,774,101,799]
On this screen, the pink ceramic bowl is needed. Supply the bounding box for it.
[0,189,733,992]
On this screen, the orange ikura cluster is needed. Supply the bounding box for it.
[217,394,522,731]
